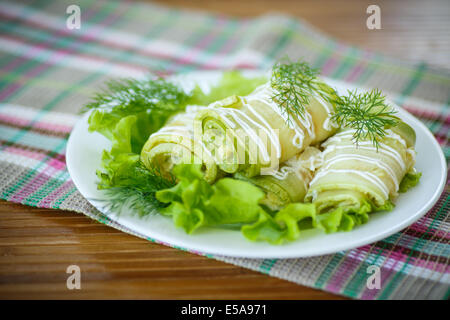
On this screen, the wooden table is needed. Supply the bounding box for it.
[1,0,448,300]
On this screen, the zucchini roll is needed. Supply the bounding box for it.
[305,121,419,215]
[194,80,338,179]
[140,105,219,183]
[237,146,322,211]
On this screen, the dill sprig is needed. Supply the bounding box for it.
[270,58,338,125]
[81,77,190,115]
[100,162,176,217]
[331,89,400,148]
[270,59,318,122]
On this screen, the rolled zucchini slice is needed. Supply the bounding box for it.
[305,121,418,213]
[194,80,338,179]
[141,105,219,183]
[238,147,323,211]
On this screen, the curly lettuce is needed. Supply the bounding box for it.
[154,164,390,244]
[156,164,265,233]
[399,171,422,193]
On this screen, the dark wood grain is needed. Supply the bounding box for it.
[1,0,448,300]
[0,201,344,299]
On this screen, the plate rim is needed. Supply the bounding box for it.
[66,71,447,259]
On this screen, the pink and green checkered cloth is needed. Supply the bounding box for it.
[0,0,449,300]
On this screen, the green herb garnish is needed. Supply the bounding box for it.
[332,89,400,148]
[82,77,190,115]
[270,58,337,124]
[270,59,318,122]
[99,162,176,217]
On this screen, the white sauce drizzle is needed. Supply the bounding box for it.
[149,105,214,159]
[322,129,407,171]
[310,169,390,199]
[246,82,308,149]
[322,154,399,190]
[312,126,412,199]
[242,98,281,158]
[213,107,271,162]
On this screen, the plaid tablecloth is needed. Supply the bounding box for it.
[0,0,449,300]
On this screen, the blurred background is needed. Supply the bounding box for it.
[151,0,450,70]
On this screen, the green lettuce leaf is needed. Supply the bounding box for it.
[204,177,265,225]
[241,191,397,244]
[241,203,352,244]
[95,115,140,189]
[242,203,317,244]
[188,71,267,106]
[399,171,422,193]
[241,200,379,244]
[155,163,397,243]
[156,164,265,233]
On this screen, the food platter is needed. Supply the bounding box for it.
[66,71,446,258]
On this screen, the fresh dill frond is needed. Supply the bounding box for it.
[101,162,176,217]
[81,77,190,115]
[331,89,400,149]
[270,59,319,123]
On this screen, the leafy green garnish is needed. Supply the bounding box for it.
[91,114,175,217]
[270,58,336,124]
[82,78,190,115]
[399,171,422,193]
[189,70,267,106]
[270,58,399,149]
[85,77,190,213]
[270,59,318,122]
[156,164,266,233]
[331,89,400,148]
[154,163,388,244]
[101,162,176,217]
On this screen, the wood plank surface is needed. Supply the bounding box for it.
[1,0,448,300]
[0,201,344,299]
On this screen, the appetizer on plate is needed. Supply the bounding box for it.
[84,59,421,244]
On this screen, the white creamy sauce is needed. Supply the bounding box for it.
[242,99,281,158]
[268,166,292,180]
[314,127,411,199]
[200,81,335,179]
[246,83,308,149]
[148,105,216,160]
[322,129,407,171]
[322,144,405,173]
[321,154,399,190]
[310,169,390,199]
[214,107,271,162]
[148,82,337,181]
[385,129,407,148]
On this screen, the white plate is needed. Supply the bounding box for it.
[66,71,447,259]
